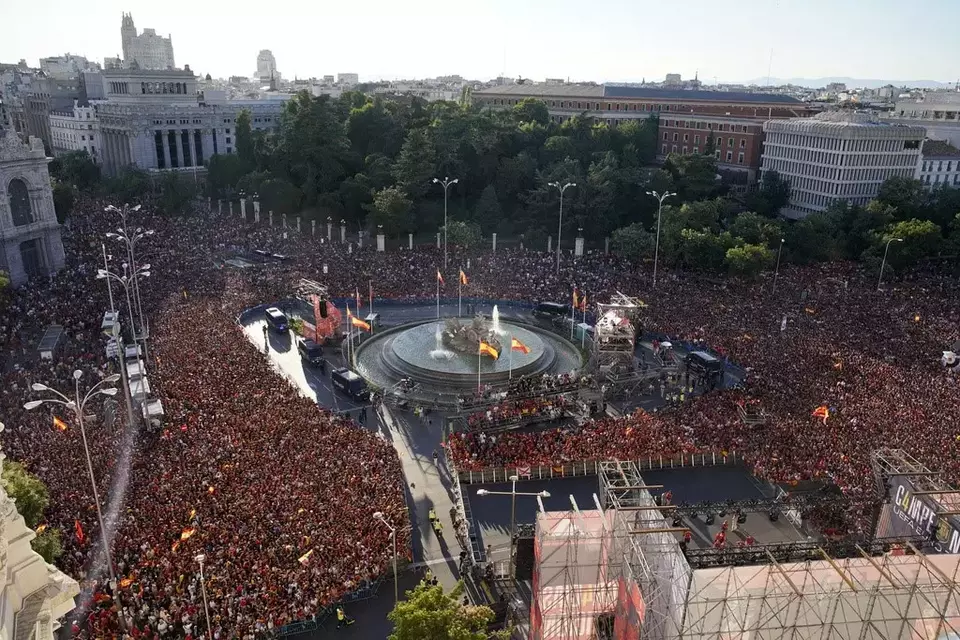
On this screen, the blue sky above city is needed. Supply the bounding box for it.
[4,0,958,83]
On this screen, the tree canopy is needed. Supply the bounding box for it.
[388,581,508,640]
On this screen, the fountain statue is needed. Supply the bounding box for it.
[441,314,503,356]
[429,323,455,360]
[492,305,505,336]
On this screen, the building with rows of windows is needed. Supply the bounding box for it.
[474,83,817,187]
[915,139,960,189]
[761,112,925,219]
[49,100,100,160]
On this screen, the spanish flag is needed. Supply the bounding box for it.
[74,519,85,544]
[53,416,68,432]
[35,523,48,534]
[298,549,314,566]
[188,508,196,520]
[511,338,531,354]
[572,288,579,309]
[812,405,830,423]
[459,269,468,285]
[171,540,181,553]
[437,270,444,285]
[580,293,587,312]
[351,316,371,332]
[180,526,197,541]
[479,341,499,360]
[119,577,134,589]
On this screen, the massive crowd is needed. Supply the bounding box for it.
[2,193,960,636]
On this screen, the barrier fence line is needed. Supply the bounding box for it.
[460,451,740,485]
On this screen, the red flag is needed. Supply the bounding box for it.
[572,288,579,309]
[459,269,468,285]
[511,338,531,354]
[180,526,197,541]
[437,270,444,285]
[580,293,588,312]
[74,519,85,544]
[351,316,371,332]
[479,341,499,360]
[811,405,830,424]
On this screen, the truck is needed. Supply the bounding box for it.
[331,368,369,401]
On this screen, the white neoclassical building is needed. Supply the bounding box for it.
[0,424,80,639]
[760,112,926,218]
[49,101,100,161]
[0,125,66,285]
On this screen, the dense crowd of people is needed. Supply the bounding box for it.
[465,396,571,430]
[2,193,960,636]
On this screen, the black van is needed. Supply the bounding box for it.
[533,302,570,320]
[686,350,723,378]
[296,337,324,365]
[264,307,289,332]
[331,368,369,400]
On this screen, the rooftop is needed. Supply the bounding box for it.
[475,83,804,104]
[922,139,960,157]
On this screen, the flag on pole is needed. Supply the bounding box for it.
[119,577,134,589]
[580,293,588,312]
[437,270,445,285]
[355,287,362,309]
[171,540,181,553]
[511,338,531,354]
[572,288,579,309]
[74,519,85,544]
[351,316,371,332]
[298,549,314,566]
[180,526,197,541]
[479,341,500,360]
[53,416,68,431]
[459,269,468,285]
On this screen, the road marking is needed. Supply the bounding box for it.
[409,558,456,569]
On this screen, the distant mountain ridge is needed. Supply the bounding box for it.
[739,77,953,90]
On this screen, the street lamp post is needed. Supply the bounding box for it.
[105,204,154,358]
[432,177,458,268]
[373,512,399,603]
[195,554,213,640]
[477,476,550,568]
[97,263,151,354]
[878,237,903,291]
[645,190,675,289]
[24,371,125,628]
[772,238,785,295]
[548,182,576,274]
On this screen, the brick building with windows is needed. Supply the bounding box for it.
[474,84,816,187]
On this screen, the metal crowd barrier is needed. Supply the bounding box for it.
[276,575,386,637]
[457,451,741,485]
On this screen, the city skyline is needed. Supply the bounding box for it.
[2,0,959,85]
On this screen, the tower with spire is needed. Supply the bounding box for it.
[121,13,136,62]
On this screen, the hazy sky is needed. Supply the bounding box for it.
[3,0,958,83]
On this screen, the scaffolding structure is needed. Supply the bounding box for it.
[530,459,960,640]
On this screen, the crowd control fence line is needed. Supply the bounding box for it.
[456,451,740,485]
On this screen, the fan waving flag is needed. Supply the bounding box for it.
[459,269,468,285]
[74,519,85,544]
[298,549,314,566]
[53,416,68,431]
[180,526,197,541]
[479,341,500,360]
[437,270,444,285]
[511,338,531,354]
[812,405,830,424]
[351,316,371,332]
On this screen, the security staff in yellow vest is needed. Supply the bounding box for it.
[337,605,355,628]
[428,508,437,524]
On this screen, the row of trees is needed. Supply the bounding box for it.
[2,461,62,562]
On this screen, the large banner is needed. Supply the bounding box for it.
[876,478,960,554]
[613,576,644,640]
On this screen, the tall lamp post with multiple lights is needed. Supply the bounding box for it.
[104,204,154,357]
[373,512,399,603]
[97,263,151,357]
[432,177,458,268]
[548,182,576,274]
[24,371,125,628]
[195,554,213,640]
[878,237,903,291]
[477,475,550,567]
[772,238,785,295]
[646,190,675,289]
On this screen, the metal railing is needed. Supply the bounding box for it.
[457,451,741,485]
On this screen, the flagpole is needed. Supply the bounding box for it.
[346,301,353,367]
[458,267,462,317]
[570,301,575,339]
[369,279,373,315]
[581,299,587,349]
[437,272,440,319]
[509,334,513,380]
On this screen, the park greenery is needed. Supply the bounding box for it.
[387,581,509,640]
[1,460,63,563]
[49,92,960,279]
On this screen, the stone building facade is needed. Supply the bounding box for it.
[883,92,960,148]
[49,101,100,161]
[761,112,926,219]
[120,13,175,71]
[0,126,66,286]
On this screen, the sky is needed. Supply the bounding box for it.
[3,0,958,84]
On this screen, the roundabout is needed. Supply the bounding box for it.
[354,312,584,403]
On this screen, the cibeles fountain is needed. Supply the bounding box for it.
[354,307,583,404]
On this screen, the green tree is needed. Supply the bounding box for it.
[367,186,414,235]
[207,153,247,198]
[703,133,716,157]
[727,211,785,247]
[446,220,482,248]
[388,581,508,640]
[664,153,720,202]
[677,229,736,271]
[512,98,550,126]
[610,223,655,260]
[746,170,791,218]
[2,461,49,528]
[52,182,75,223]
[157,172,198,214]
[235,109,255,171]
[259,178,303,215]
[393,129,437,200]
[0,270,9,291]
[725,243,775,278]
[473,184,503,232]
[828,200,894,260]
[872,218,942,270]
[875,176,930,222]
[32,529,63,564]
[106,167,151,203]
[276,92,351,205]
[949,213,960,252]
[785,212,841,264]
[48,150,101,191]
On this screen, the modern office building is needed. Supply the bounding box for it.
[49,100,100,160]
[19,76,82,152]
[882,92,960,147]
[120,13,175,70]
[761,112,926,218]
[0,124,66,285]
[916,139,960,189]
